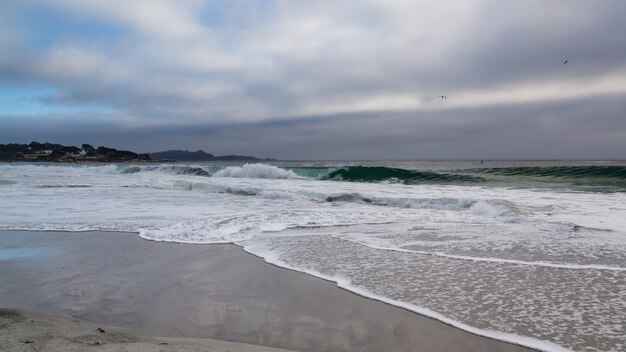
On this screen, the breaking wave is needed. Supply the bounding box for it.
[112,163,626,190]
[322,166,485,184]
[119,165,211,176]
[212,164,303,179]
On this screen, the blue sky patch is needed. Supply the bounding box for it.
[0,84,118,116]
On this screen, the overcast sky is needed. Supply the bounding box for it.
[1,0,625,159]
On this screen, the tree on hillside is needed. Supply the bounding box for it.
[82,144,95,156]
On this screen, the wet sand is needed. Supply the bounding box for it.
[0,230,535,352]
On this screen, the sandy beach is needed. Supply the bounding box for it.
[0,230,534,352]
[1,308,293,352]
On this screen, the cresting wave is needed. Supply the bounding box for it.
[117,163,301,179]
[120,164,212,176]
[126,164,482,183]
[318,164,626,187]
[322,166,486,183]
[114,163,626,189]
[212,164,302,179]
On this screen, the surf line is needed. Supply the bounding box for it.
[337,237,626,271]
[240,241,574,352]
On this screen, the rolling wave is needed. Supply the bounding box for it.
[119,165,211,176]
[114,163,626,190]
[322,166,485,184]
[471,165,626,180]
[212,164,302,179]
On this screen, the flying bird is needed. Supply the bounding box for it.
[563,60,568,65]
[439,95,447,99]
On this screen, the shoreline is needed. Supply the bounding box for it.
[239,246,565,352]
[1,230,536,352]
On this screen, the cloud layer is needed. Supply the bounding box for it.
[1,0,625,158]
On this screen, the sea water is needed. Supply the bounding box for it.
[0,160,625,351]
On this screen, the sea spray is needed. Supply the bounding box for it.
[212,163,303,179]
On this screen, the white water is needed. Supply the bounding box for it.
[1,163,625,352]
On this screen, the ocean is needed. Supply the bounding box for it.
[1,160,625,352]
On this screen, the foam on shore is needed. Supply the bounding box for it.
[242,241,573,352]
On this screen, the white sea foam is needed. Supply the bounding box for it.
[1,163,625,351]
[243,240,575,352]
[340,238,626,271]
[212,163,302,179]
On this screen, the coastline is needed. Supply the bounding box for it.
[1,230,535,352]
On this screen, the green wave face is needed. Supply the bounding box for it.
[284,167,336,179]
[115,163,626,191]
[472,165,626,179]
[323,166,485,184]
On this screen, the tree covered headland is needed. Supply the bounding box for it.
[0,142,152,162]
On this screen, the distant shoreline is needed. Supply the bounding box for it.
[0,142,275,163]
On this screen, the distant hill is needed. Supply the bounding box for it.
[150,150,275,162]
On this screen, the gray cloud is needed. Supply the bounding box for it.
[2,94,625,160]
[0,0,625,159]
